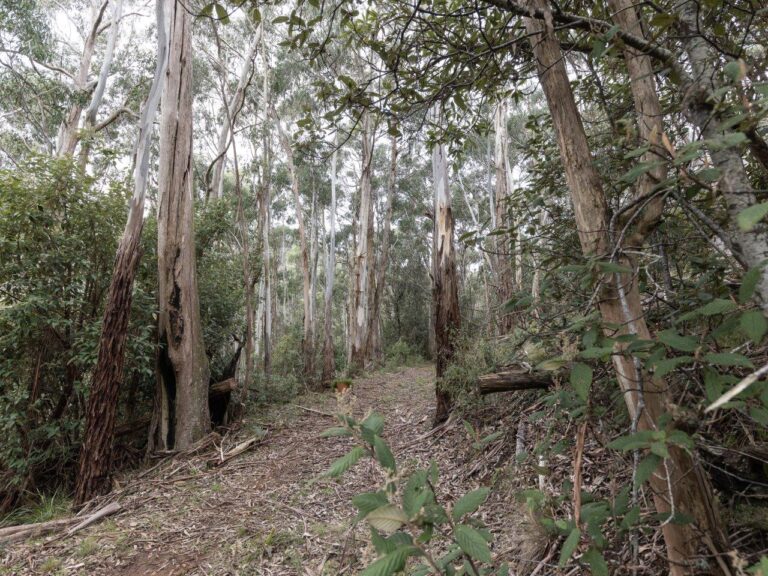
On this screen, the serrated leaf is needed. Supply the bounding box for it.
[583,547,608,576]
[699,298,738,316]
[704,352,754,368]
[367,505,408,533]
[657,330,698,352]
[652,356,694,377]
[738,203,768,231]
[559,527,581,567]
[323,446,365,478]
[362,413,385,435]
[570,363,592,403]
[360,545,418,576]
[455,524,492,563]
[403,471,429,518]
[452,488,490,521]
[374,435,396,472]
[740,310,767,344]
[353,492,389,516]
[608,430,655,451]
[740,264,766,303]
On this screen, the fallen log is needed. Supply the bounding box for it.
[477,368,554,395]
[209,377,237,398]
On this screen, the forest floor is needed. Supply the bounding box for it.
[0,364,544,576]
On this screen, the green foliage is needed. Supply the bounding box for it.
[320,412,508,575]
[384,338,422,370]
[0,157,155,502]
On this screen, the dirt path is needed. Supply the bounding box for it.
[2,365,538,576]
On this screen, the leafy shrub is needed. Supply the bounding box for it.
[384,338,422,370]
[320,412,509,576]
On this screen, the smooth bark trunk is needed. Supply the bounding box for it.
[368,132,397,362]
[208,27,261,200]
[276,117,314,384]
[493,101,516,333]
[322,149,338,384]
[349,112,375,374]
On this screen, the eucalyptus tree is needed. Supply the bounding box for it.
[74,0,168,505]
[151,0,210,451]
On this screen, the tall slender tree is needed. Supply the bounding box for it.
[432,127,461,424]
[74,0,168,505]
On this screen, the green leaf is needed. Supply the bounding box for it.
[580,347,614,359]
[403,470,428,517]
[704,352,754,368]
[558,527,581,567]
[353,492,389,516]
[570,363,593,403]
[583,547,609,576]
[652,356,694,377]
[373,435,396,472]
[319,426,352,437]
[699,299,738,316]
[367,505,408,533]
[750,406,768,426]
[455,524,492,563]
[740,311,767,344]
[323,446,365,478]
[635,453,662,487]
[608,430,655,451]
[738,203,768,231]
[362,413,385,435]
[740,264,767,303]
[360,545,419,576]
[596,260,632,274]
[213,3,229,23]
[657,330,698,352]
[452,488,490,521]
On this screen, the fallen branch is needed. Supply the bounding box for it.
[206,435,265,468]
[0,501,121,544]
[291,404,336,417]
[704,361,768,412]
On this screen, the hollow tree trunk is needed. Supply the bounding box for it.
[432,134,461,425]
[74,0,168,505]
[349,112,375,374]
[525,3,726,573]
[322,149,338,385]
[150,0,210,452]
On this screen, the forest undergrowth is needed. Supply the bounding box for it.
[6,362,760,575]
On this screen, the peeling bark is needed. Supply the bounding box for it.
[432,133,460,425]
[525,3,726,572]
[151,0,210,453]
[74,0,168,505]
